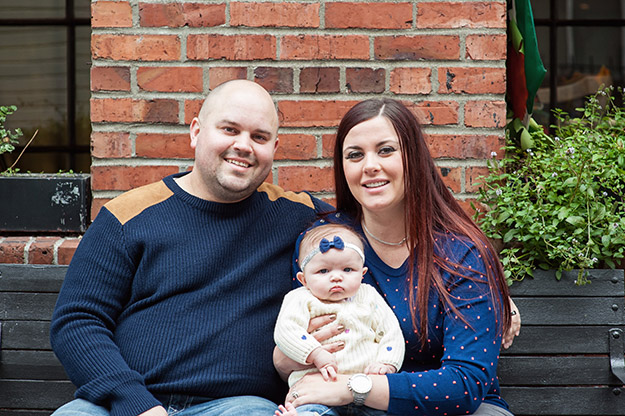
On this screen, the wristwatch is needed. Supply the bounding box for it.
[347,373,372,406]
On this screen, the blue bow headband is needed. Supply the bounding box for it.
[299,235,365,271]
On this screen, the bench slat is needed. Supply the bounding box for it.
[0,265,67,293]
[511,297,624,325]
[502,386,625,415]
[509,269,624,297]
[0,380,75,410]
[0,293,59,320]
[1,321,52,350]
[499,356,622,385]
[501,326,613,354]
[0,351,68,380]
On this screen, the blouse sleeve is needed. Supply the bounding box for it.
[386,243,504,415]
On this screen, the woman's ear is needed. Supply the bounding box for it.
[296,271,307,286]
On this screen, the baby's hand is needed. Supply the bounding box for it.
[276,403,298,416]
[307,347,338,381]
[364,362,397,375]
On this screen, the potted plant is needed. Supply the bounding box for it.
[0,106,90,234]
[474,87,625,415]
[475,86,625,285]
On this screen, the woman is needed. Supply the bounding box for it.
[275,98,516,416]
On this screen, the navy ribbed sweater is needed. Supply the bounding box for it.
[50,173,328,416]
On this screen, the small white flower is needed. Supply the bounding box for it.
[603,191,608,197]
[552,172,558,178]
[490,151,497,158]
[495,189,503,196]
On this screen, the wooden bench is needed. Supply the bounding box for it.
[0,264,74,416]
[2,264,624,415]
[499,269,625,415]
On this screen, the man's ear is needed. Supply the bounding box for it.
[362,267,368,279]
[273,136,279,154]
[296,271,306,286]
[189,117,201,149]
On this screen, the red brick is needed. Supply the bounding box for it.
[300,67,340,93]
[405,101,459,126]
[326,2,412,29]
[456,198,479,217]
[278,100,359,128]
[438,166,462,193]
[58,238,81,265]
[29,237,57,264]
[466,34,506,60]
[438,67,505,94]
[135,133,194,159]
[346,68,385,93]
[465,166,490,193]
[208,67,248,90]
[464,100,506,128]
[91,98,179,124]
[281,35,369,60]
[230,2,320,27]
[426,134,504,159]
[374,35,460,60]
[417,2,506,29]
[185,99,204,124]
[91,66,131,91]
[254,67,293,93]
[91,132,132,159]
[91,198,111,220]
[139,3,226,27]
[187,35,276,60]
[91,165,180,191]
[390,68,432,94]
[137,67,203,92]
[0,237,30,264]
[92,1,132,28]
[274,134,317,160]
[278,166,334,192]
[321,134,336,158]
[92,34,181,61]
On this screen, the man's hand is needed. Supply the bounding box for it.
[502,298,521,349]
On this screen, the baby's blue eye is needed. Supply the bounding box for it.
[344,267,353,272]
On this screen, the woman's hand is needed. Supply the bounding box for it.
[273,314,345,381]
[286,373,352,408]
[502,298,521,349]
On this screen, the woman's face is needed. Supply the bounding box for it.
[341,116,405,217]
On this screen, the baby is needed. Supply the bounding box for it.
[273,223,405,416]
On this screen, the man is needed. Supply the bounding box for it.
[50,80,330,416]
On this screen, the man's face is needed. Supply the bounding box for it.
[190,82,279,203]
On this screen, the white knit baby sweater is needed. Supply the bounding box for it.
[274,283,405,386]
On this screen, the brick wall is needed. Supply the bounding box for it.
[0,0,507,264]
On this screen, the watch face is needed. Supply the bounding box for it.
[351,374,373,393]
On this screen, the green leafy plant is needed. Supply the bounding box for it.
[1,105,23,155]
[475,86,625,285]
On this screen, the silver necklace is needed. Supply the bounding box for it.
[362,222,406,246]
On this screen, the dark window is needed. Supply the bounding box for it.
[0,0,91,173]
[531,0,625,126]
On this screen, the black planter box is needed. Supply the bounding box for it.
[0,174,91,233]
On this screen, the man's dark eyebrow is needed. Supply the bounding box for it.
[217,119,273,137]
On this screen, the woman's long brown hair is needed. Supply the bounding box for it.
[333,98,511,346]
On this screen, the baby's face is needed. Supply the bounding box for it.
[299,242,365,302]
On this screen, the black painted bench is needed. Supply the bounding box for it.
[499,269,625,416]
[0,264,74,415]
[2,265,625,415]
